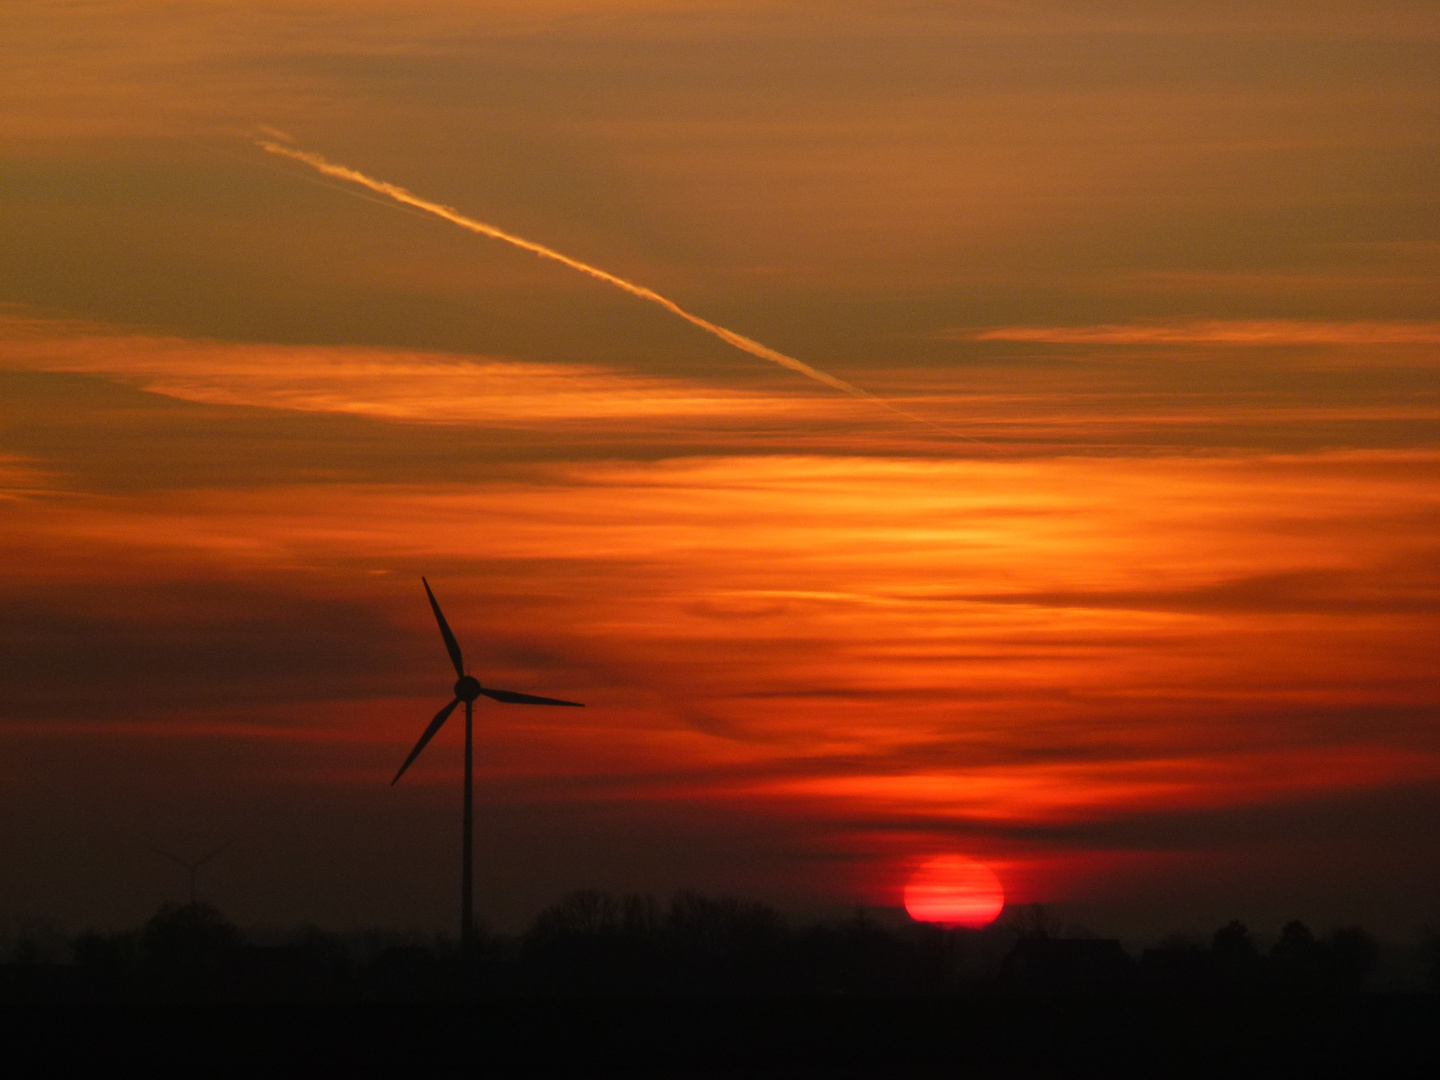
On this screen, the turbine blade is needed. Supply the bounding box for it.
[148,846,191,869]
[196,837,234,866]
[480,687,584,707]
[422,576,465,677]
[392,698,461,785]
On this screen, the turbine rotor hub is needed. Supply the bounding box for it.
[455,676,482,702]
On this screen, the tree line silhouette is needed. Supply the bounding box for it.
[1,890,1433,1001]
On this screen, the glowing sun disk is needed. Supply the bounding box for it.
[904,855,1006,929]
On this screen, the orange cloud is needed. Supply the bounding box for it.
[0,313,848,425]
[962,320,1440,347]
[7,450,1436,804]
[4,344,1438,926]
[0,454,52,499]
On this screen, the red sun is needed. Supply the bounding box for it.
[903,854,1006,928]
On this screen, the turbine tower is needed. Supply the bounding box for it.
[393,577,583,944]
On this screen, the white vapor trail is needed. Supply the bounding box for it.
[258,140,926,420]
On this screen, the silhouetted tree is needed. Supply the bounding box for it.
[8,918,67,965]
[365,944,444,999]
[73,929,139,996]
[1321,927,1377,994]
[1211,920,1262,990]
[666,891,785,951]
[1004,903,1064,941]
[0,891,1416,1002]
[796,909,921,994]
[665,892,789,993]
[524,890,668,994]
[1140,940,1216,993]
[1211,920,1254,955]
[1420,929,1440,993]
[1270,920,1322,991]
[529,888,626,938]
[1001,936,1136,993]
[140,902,241,994]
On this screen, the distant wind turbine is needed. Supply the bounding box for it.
[149,838,233,906]
[393,577,583,944]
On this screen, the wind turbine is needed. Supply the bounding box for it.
[149,837,233,906]
[393,577,583,944]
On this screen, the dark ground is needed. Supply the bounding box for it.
[3,996,1437,1078]
[4,896,1437,1076]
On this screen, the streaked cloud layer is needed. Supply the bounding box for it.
[1,1,1436,935]
[0,313,817,425]
[967,320,1440,347]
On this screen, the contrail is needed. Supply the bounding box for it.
[258,140,923,419]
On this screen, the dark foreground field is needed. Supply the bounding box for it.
[3,995,1436,1078]
[6,897,1437,1075]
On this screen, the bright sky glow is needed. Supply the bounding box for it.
[1,0,1436,936]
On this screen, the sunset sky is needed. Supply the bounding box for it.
[2,1,1437,939]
